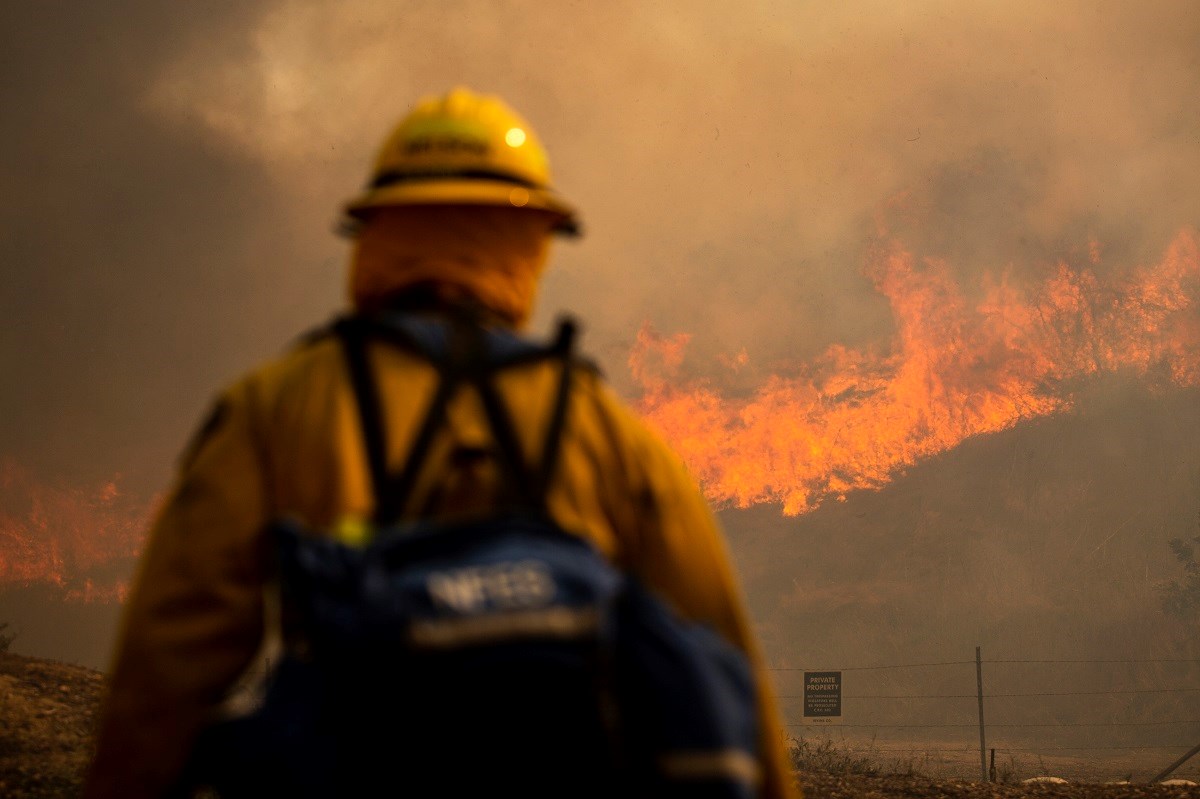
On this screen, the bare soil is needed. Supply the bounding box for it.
[800,771,1200,798]
[1,650,1199,798]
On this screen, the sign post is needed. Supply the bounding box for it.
[803,671,842,723]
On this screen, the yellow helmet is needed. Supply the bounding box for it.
[343,87,581,236]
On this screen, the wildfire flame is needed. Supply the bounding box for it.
[3,229,1197,603]
[631,228,1200,515]
[0,459,150,602]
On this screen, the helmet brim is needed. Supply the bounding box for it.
[343,179,581,237]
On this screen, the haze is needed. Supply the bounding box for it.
[3,1,1197,493]
[2,4,1199,769]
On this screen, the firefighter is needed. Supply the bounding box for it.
[85,87,800,799]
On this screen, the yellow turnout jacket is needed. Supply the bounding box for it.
[85,316,800,799]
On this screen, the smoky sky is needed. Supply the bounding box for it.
[2,0,1199,498]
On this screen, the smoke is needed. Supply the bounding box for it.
[4,1,1198,486]
[2,1,1199,680]
[0,1,333,494]
[126,0,1200,383]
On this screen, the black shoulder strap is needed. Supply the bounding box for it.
[337,314,578,529]
[376,317,477,524]
[535,319,577,500]
[336,318,390,514]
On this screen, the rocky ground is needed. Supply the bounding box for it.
[1,650,1198,797]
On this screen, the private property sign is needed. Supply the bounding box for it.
[803,671,842,722]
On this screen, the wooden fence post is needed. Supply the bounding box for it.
[976,646,988,782]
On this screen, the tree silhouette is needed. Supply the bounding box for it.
[1161,535,1200,621]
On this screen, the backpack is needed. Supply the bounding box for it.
[185,311,761,798]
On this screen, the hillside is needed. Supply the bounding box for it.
[725,381,1200,662]
[0,652,104,798]
[1,385,1199,793]
[720,382,1200,775]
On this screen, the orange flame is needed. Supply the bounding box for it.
[3,229,1197,602]
[631,228,1200,515]
[0,459,152,602]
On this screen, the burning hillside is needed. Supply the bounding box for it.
[2,229,1198,611]
[632,228,1199,515]
[0,221,1195,676]
[0,461,149,604]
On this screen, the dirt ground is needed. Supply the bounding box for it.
[1,650,1198,798]
[0,652,104,798]
[800,771,1200,798]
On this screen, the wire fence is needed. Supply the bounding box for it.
[771,653,1200,783]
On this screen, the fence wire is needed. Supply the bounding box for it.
[777,653,1200,766]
